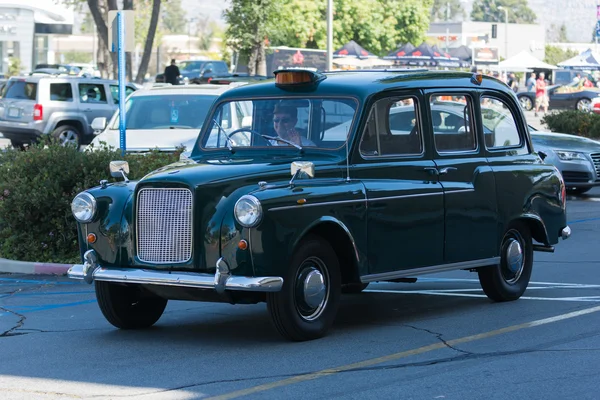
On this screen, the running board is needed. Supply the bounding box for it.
[360,257,500,283]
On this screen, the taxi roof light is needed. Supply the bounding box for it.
[274,68,326,87]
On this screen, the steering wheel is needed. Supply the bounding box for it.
[226,128,272,146]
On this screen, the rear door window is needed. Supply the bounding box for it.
[50,83,73,102]
[109,85,136,104]
[430,95,476,153]
[2,81,37,100]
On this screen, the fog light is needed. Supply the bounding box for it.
[87,233,97,244]
[238,240,248,250]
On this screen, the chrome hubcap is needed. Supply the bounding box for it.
[502,231,525,284]
[578,100,591,111]
[59,130,79,147]
[520,97,532,110]
[295,257,329,321]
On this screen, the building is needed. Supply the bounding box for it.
[428,21,546,64]
[0,0,74,74]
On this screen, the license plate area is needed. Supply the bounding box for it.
[7,107,20,118]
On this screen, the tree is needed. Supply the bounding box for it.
[430,0,465,22]
[544,45,578,66]
[471,0,536,24]
[162,0,186,34]
[224,0,283,75]
[558,24,569,43]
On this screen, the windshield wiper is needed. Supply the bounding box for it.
[212,119,234,152]
[262,135,303,150]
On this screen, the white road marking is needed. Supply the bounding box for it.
[365,289,600,302]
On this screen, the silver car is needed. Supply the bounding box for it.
[530,126,600,194]
[0,75,137,149]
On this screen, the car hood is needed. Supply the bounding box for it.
[140,154,343,186]
[89,128,200,153]
[531,131,600,152]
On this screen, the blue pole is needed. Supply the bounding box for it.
[117,11,126,156]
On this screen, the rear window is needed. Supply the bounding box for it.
[2,81,37,100]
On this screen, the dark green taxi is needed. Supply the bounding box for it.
[68,69,570,341]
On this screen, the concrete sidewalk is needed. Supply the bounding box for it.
[0,258,73,275]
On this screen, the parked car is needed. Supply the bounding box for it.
[529,125,600,194]
[89,83,249,153]
[0,75,137,149]
[68,69,570,341]
[34,63,81,76]
[517,81,600,112]
[155,60,230,84]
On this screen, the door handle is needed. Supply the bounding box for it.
[84,108,92,112]
[423,167,439,176]
[439,167,457,175]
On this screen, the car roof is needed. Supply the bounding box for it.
[7,75,130,85]
[131,83,241,97]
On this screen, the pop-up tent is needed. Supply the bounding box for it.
[557,48,600,70]
[333,40,378,59]
[383,43,416,60]
[496,51,557,71]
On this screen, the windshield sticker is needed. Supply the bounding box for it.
[170,108,179,124]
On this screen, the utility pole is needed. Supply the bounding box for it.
[445,2,449,53]
[326,0,333,71]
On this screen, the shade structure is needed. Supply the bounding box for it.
[333,40,378,59]
[498,51,557,71]
[394,42,436,66]
[431,45,462,68]
[557,48,600,70]
[383,43,416,60]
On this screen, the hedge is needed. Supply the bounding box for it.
[541,110,600,138]
[0,140,181,263]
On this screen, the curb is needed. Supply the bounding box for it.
[0,258,73,275]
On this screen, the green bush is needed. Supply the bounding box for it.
[541,110,600,138]
[0,140,181,263]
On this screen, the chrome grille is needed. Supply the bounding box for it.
[591,153,600,179]
[137,188,192,263]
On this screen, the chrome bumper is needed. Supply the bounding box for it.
[67,250,283,293]
[561,226,571,240]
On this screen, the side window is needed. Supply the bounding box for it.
[359,96,422,157]
[481,97,522,149]
[431,94,476,153]
[79,83,107,104]
[110,85,136,104]
[49,83,73,102]
[204,63,213,73]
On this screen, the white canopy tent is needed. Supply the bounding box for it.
[557,49,600,70]
[494,51,557,71]
[332,57,394,69]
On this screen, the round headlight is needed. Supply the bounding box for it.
[234,195,262,228]
[71,192,97,223]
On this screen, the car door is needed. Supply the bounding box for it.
[352,93,445,276]
[77,82,112,133]
[548,86,572,109]
[425,92,498,264]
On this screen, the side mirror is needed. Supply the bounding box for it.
[538,150,547,161]
[109,160,130,182]
[290,161,315,178]
[91,117,106,133]
[241,116,252,128]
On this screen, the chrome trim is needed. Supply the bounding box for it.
[561,226,571,240]
[368,192,442,202]
[136,187,193,264]
[67,257,284,292]
[234,195,263,228]
[445,189,475,194]
[269,198,366,212]
[360,257,500,283]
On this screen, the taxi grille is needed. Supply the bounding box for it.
[136,188,193,264]
[591,153,600,179]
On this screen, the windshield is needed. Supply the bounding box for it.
[110,94,216,130]
[200,97,358,150]
[179,61,203,72]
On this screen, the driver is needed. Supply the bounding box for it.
[271,103,315,146]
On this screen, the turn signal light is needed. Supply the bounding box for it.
[238,240,248,250]
[87,233,97,244]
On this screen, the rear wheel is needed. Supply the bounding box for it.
[95,281,167,329]
[576,98,592,112]
[267,235,341,341]
[478,222,533,302]
[52,125,81,148]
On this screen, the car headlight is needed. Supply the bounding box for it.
[234,195,262,228]
[555,151,587,161]
[71,192,97,223]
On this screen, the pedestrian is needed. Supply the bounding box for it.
[572,73,581,84]
[507,73,519,93]
[164,59,180,85]
[526,72,536,92]
[534,72,549,117]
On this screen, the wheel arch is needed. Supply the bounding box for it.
[295,217,361,286]
[511,214,549,245]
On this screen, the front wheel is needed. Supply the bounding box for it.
[518,95,533,111]
[95,281,168,329]
[478,222,533,302]
[267,235,341,341]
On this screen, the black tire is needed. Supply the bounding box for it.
[95,281,167,329]
[567,187,591,195]
[478,222,533,302]
[10,140,26,150]
[267,235,341,341]
[518,95,534,111]
[341,282,369,294]
[52,125,81,148]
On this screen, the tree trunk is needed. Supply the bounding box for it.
[124,0,133,81]
[87,0,118,78]
[136,0,161,83]
[247,47,257,75]
[256,40,266,76]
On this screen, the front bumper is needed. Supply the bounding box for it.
[68,250,283,293]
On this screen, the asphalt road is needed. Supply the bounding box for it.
[0,187,599,399]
